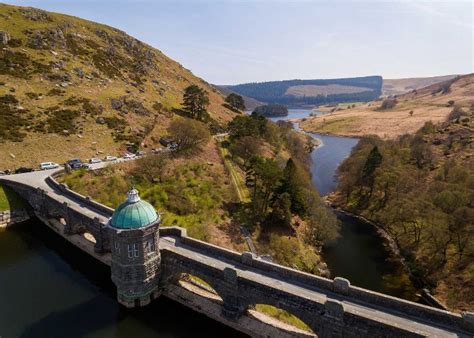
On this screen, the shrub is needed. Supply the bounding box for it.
[447,106,468,121]
[380,98,397,110]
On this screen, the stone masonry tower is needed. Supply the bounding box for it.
[108,188,161,308]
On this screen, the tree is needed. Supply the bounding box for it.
[225,93,245,111]
[229,136,261,165]
[182,85,209,121]
[228,112,267,139]
[267,192,292,228]
[361,146,383,186]
[168,118,210,152]
[245,156,283,219]
[278,158,308,215]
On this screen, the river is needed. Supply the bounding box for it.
[269,109,418,301]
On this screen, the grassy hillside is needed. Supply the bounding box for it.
[383,75,458,96]
[333,111,474,311]
[0,4,236,170]
[59,116,335,276]
[222,76,382,107]
[215,85,264,111]
[301,74,474,139]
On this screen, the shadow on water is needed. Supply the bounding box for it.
[321,212,418,301]
[0,219,246,338]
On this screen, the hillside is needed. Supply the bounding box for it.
[383,75,458,96]
[332,112,474,311]
[221,76,382,107]
[215,85,264,111]
[0,4,236,170]
[301,74,474,139]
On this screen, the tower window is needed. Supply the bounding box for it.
[145,238,155,253]
[127,243,139,258]
[114,241,120,253]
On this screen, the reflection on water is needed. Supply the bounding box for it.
[321,212,418,301]
[0,220,245,338]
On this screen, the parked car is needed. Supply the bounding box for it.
[123,153,136,160]
[40,162,60,170]
[159,137,174,147]
[105,155,117,161]
[65,158,82,169]
[15,167,34,174]
[89,158,102,164]
[81,163,92,170]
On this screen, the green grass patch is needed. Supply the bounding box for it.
[313,116,360,134]
[254,304,313,332]
[217,139,250,202]
[0,184,25,211]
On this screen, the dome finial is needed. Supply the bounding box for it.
[127,187,140,203]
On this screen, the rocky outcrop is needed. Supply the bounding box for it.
[25,27,66,49]
[0,31,10,45]
[110,96,150,116]
[20,7,51,21]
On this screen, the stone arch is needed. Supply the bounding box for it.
[176,272,224,303]
[240,288,326,336]
[248,303,316,337]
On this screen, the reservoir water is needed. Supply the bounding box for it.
[0,222,244,337]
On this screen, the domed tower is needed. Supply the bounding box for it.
[108,188,161,308]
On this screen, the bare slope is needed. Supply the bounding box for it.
[285,84,372,97]
[0,4,236,169]
[215,85,264,111]
[301,74,474,139]
[383,75,458,96]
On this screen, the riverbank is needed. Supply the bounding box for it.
[327,196,450,310]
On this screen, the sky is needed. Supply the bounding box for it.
[4,0,473,84]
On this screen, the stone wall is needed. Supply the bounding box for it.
[0,209,30,228]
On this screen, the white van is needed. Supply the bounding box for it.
[40,162,60,170]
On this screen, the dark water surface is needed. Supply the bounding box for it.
[0,221,244,338]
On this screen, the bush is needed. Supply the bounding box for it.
[168,118,211,152]
[380,98,397,110]
[447,106,468,121]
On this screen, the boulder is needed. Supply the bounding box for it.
[0,31,10,45]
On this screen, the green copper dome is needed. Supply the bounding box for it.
[110,189,159,229]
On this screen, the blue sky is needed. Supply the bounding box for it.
[4,0,473,84]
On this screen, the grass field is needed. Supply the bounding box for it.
[216,138,250,203]
[0,184,25,211]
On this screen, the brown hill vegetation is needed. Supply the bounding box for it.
[0,4,236,169]
[284,84,372,97]
[301,73,474,139]
[383,75,458,96]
